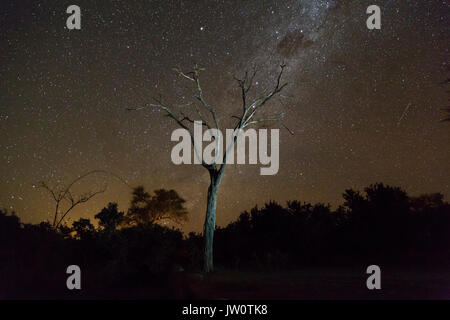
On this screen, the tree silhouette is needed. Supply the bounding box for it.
[72,217,95,240]
[0,209,20,236]
[342,183,411,251]
[125,186,188,226]
[410,193,445,211]
[37,171,106,228]
[2,182,450,298]
[95,202,124,232]
[128,64,291,272]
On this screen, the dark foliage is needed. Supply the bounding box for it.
[94,202,124,232]
[212,184,450,269]
[1,183,449,298]
[126,186,188,225]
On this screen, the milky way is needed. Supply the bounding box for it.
[1,0,449,232]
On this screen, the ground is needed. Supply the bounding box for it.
[167,267,450,300]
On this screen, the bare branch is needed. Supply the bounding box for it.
[37,181,58,202]
[146,97,214,169]
[218,64,291,174]
[55,185,107,228]
[131,64,291,175]
[173,67,196,81]
[244,117,281,127]
[194,104,212,129]
[243,114,294,135]
[37,170,128,228]
[242,64,288,127]
[180,112,209,128]
[234,65,258,114]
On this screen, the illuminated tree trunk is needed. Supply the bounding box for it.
[203,169,222,273]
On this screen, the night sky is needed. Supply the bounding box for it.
[1,0,449,233]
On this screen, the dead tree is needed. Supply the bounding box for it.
[38,170,107,228]
[129,64,291,273]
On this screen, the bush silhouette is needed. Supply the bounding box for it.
[1,183,450,298]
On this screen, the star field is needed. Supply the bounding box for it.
[1,0,449,232]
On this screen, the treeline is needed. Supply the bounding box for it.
[213,184,450,269]
[0,183,449,298]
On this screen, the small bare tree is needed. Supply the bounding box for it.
[129,64,291,273]
[38,171,107,228]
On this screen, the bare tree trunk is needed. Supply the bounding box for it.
[52,204,59,227]
[203,170,221,273]
[133,64,290,273]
